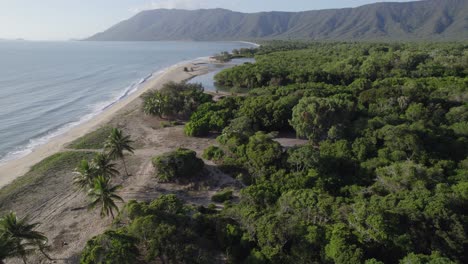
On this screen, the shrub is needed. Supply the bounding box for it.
[202,146,225,161]
[185,97,243,137]
[211,189,233,203]
[142,82,212,119]
[80,230,139,264]
[152,148,204,182]
[184,118,210,137]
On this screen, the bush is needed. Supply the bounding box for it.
[85,196,217,264]
[184,118,210,137]
[142,82,212,119]
[80,230,139,264]
[152,148,204,182]
[203,146,225,161]
[211,189,233,203]
[185,98,242,137]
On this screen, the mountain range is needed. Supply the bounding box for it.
[87,0,468,41]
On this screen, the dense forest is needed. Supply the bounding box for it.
[57,42,468,263]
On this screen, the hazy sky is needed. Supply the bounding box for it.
[0,0,417,40]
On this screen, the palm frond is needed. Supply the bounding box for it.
[86,176,125,218]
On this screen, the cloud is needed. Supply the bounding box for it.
[150,0,208,9]
[130,0,212,13]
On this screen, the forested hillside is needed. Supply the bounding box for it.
[80,42,468,263]
[87,0,468,41]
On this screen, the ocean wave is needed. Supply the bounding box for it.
[0,110,98,164]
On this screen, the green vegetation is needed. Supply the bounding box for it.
[73,159,98,191]
[0,212,51,263]
[211,189,233,203]
[105,128,135,176]
[202,145,225,161]
[68,126,113,149]
[80,230,138,264]
[213,48,257,62]
[82,42,467,263]
[142,82,212,119]
[0,151,95,206]
[73,154,118,191]
[185,97,242,137]
[88,0,468,41]
[290,95,355,142]
[215,42,467,88]
[152,148,204,182]
[92,153,120,179]
[81,195,225,263]
[87,176,123,219]
[213,51,233,62]
[193,42,467,263]
[232,48,257,58]
[72,127,133,219]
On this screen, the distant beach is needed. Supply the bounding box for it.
[0,41,254,167]
[0,59,210,188]
[238,41,260,47]
[0,58,228,262]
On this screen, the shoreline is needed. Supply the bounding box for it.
[0,59,210,189]
[238,41,260,47]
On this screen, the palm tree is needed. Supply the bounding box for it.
[92,153,119,179]
[105,128,134,176]
[0,212,49,264]
[88,176,124,219]
[0,232,17,264]
[73,160,97,190]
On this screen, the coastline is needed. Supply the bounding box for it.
[237,41,260,47]
[0,59,210,189]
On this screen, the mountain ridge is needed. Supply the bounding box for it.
[87,0,468,41]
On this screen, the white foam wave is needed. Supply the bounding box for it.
[237,41,260,47]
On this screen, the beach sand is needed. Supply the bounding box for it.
[0,60,208,189]
[0,59,240,264]
[0,56,301,264]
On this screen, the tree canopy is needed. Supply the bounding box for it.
[82,42,468,263]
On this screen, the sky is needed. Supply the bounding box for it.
[0,0,418,40]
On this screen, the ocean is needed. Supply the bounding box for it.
[0,40,253,164]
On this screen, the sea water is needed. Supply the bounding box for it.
[0,41,253,163]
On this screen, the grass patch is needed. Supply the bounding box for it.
[161,120,184,128]
[67,126,113,149]
[0,151,95,208]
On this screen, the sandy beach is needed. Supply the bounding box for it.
[0,55,242,263]
[0,59,209,189]
[0,52,303,264]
